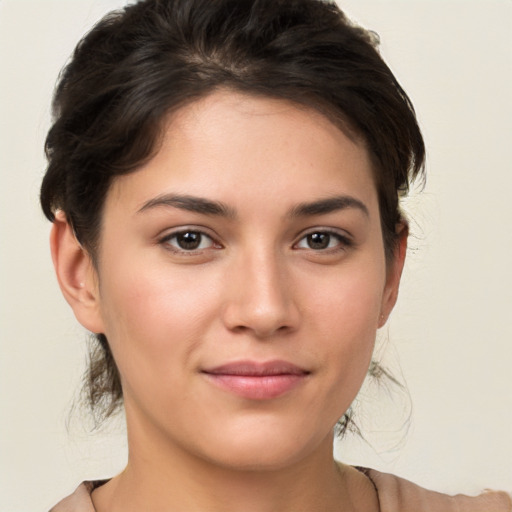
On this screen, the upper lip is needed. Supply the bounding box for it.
[202,360,310,376]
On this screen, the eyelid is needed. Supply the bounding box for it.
[293,227,354,250]
[158,226,223,253]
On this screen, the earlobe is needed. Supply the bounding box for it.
[50,211,105,334]
[378,222,408,328]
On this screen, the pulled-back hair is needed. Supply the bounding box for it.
[41,0,425,427]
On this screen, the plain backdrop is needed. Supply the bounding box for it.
[0,0,511,510]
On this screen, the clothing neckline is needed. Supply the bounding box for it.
[85,465,381,512]
[353,466,381,511]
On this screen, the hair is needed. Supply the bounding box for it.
[41,0,425,428]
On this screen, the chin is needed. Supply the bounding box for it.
[195,419,333,472]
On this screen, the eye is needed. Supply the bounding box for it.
[295,231,351,251]
[161,230,216,252]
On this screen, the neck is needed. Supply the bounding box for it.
[92,409,377,512]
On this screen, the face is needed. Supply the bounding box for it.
[77,91,403,470]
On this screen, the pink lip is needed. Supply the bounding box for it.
[202,360,310,400]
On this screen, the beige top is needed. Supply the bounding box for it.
[50,467,512,512]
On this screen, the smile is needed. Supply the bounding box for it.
[201,360,310,400]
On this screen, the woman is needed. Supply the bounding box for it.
[41,0,511,510]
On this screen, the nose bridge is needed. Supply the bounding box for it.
[223,242,298,337]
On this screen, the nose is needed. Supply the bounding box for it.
[221,249,300,338]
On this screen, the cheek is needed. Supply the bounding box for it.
[101,257,217,333]
[305,260,385,338]
[97,263,221,387]
[303,262,385,404]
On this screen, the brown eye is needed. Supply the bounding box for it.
[295,230,352,252]
[163,230,215,251]
[306,232,330,250]
[176,231,202,250]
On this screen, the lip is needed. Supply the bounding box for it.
[201,360,310,400]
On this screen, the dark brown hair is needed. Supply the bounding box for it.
[41,0,425,428]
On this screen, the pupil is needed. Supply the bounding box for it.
[177,232,201,250]
[308,233,329,249]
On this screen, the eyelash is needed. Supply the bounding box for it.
[293,229,353,253]
[159,228,220,254]
[158,228,353,255]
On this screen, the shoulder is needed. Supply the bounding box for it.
[49,481,107,512]
[48,472,512,512]
[362,467,512,512]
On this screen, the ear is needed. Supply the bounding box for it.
[378,222,408,328]
[50,211,105,334]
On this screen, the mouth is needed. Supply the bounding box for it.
[201,360,310,400]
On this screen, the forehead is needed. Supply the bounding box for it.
[106,90,378,218]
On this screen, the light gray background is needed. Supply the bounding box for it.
[1,1,511,510]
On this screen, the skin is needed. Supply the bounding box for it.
[51,90,406,512]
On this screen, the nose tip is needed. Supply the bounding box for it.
[221,257,300,338]
[227,301,295,339]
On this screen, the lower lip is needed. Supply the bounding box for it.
[203,373,307,400]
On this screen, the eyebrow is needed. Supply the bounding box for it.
[288,195,369,218]
[137,194,236,218]
[137,193,369,219]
